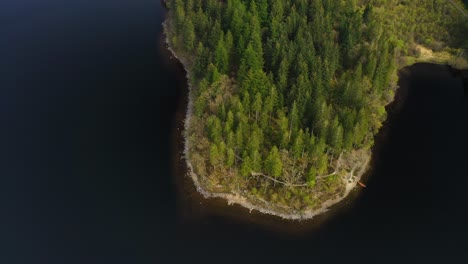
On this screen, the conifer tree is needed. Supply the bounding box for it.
[252,92,262,122]
[226,148,235,168]
[265,146,282,178]
[183,18,195,51]
[209,143,219,168]
[215,36,229,74]
[240,152,252,177]
[307,167,317,187]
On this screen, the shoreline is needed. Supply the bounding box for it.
[163,15,466,220]
[163,21,370,220]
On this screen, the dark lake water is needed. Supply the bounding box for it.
[1,1,466,263]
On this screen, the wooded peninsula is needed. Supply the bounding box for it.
[164,0,467,219]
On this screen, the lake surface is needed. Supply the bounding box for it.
[1,1,466,263]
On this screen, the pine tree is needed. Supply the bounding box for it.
[208,20,222,49]
[292,129,305,159]
[247,12,264,67]
[209,143,219,168]
[225,30,234,69]
[240,151,252,177]
[257,0,268,24]
[317,153,328,175]
[240,69,269,96]
[265,146,282,178]
[238,43,262,82]
[192,42,207,80]
[289,101,299,140]
[235,125,244,153]
[183,18,195,51]
[363,3,373,24]
[226,130,235,150]
[215,36,229,74]
[252,92,262,122]
[328,117,343,150]
[218,141,227,165]
[251,149,262,172]
[241,91,251,117]
[207,63,220,84]
[248,128,261,154]
[226,148,235,168]
[194,95,206,118]
[277,58,289,94]
[277,110,290,148]
[218,104,226,121]
[263,87,277,124]
[207,115,222,143]
[307,167,317,187]
[224,110,234,135]
[173,0,186,33]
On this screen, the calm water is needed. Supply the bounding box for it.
[1,1,465,263]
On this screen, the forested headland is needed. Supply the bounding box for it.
[164,0,467,217]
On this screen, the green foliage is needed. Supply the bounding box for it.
[215,36,229,74]
[194,94,206,118]
[307,167,317,186]
[209,143,219,167]
[240,151,252,177]
[207,63,220,84]
[252,92,262,122]
[207,115,222,143]
[251,149,262,172]
[226,148,235,168]
[265,146,282,178]
[182,17,195,51]
[192,42,209,80]
[292,129,304,159]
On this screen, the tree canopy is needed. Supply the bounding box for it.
[168,0,467,209]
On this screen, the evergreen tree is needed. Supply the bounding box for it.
[207,63,220,84]
[289,102,300,140]
[215,36,229,74]
[192,42,208,79]
[238,43,262,82]
[263,87,277,124]
[226,130,235,150]
[265,146,282,178]
[252,92,262,122]
[235,125,244,153]
[307,167,317,187]
[240,151,252,177]
[209,143,219,168]
[226,148,235,168]
[218,141,227,165]
[251,149,262,172]
[207,115,222,143]
[173,0,186,33]
[224,110,234,135]
[183,18,195,51]
[292,129,305,159]
[194,95,206,118]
